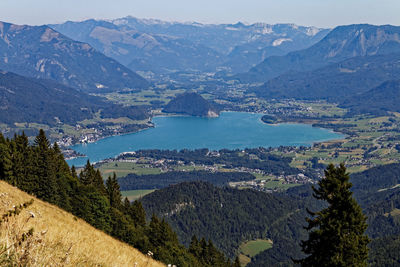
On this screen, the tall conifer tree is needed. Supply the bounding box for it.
[129,200,147,227]
[296,164,370,266]
[79,160,96,186]
[94,169,107,195]
[106,173,122,209]
[11,133,32,189]
[0,133,12,182]
[32,129,58,202]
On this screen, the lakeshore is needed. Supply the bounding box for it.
[67,111,344,166]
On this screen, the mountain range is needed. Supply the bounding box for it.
[0,21,149,93]
[50,17,329,75]
[237,24,400,83]
[3,20,400,124]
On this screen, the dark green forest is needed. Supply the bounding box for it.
[141,181,313,263]
[141,163,400,266]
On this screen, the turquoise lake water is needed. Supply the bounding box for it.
[67,112,344,166]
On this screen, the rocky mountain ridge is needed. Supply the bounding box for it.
[0,21,149,93]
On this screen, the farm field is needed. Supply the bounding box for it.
[275,114,400,174]
[98,161,209,178]
[99,161,163,178]
[98,89,186,106]
[238,239,273,266]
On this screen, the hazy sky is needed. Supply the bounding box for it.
[1,0,399,28]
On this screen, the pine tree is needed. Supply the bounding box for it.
[70,165,79,180]
[79,160,106,194]
[10,133,30,187]
[148,214,162,246]
[79,160,96,186]
[106,173,122,209]
[189,235,201,258]
[199,238,208,263]
[34,129,50,150]
[32,129,58,202]
[123,197,131,212]
[0,134,13,182]
[129,200,147,227]
[295,163,370,267]
[94,169,107,195]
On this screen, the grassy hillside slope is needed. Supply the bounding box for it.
[0,181,164,267]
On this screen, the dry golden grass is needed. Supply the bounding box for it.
[0,181,164,267]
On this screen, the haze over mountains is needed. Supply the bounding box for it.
[0,21,149,93]
[50,17,329,75]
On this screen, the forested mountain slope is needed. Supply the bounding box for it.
[141,181,313,263]
[0,70,149,126]
[141,163,400,266]
[254,53,400,101]
[340,80,400,115]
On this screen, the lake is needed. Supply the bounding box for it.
[67,112,344,166]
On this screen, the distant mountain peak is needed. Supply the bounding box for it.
[51,17,329,75]
[113,16,197,27]
[39,27,62,42]
[306,26,322,36]
[317,24,400,58]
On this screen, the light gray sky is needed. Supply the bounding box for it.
[0,0,399,28]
